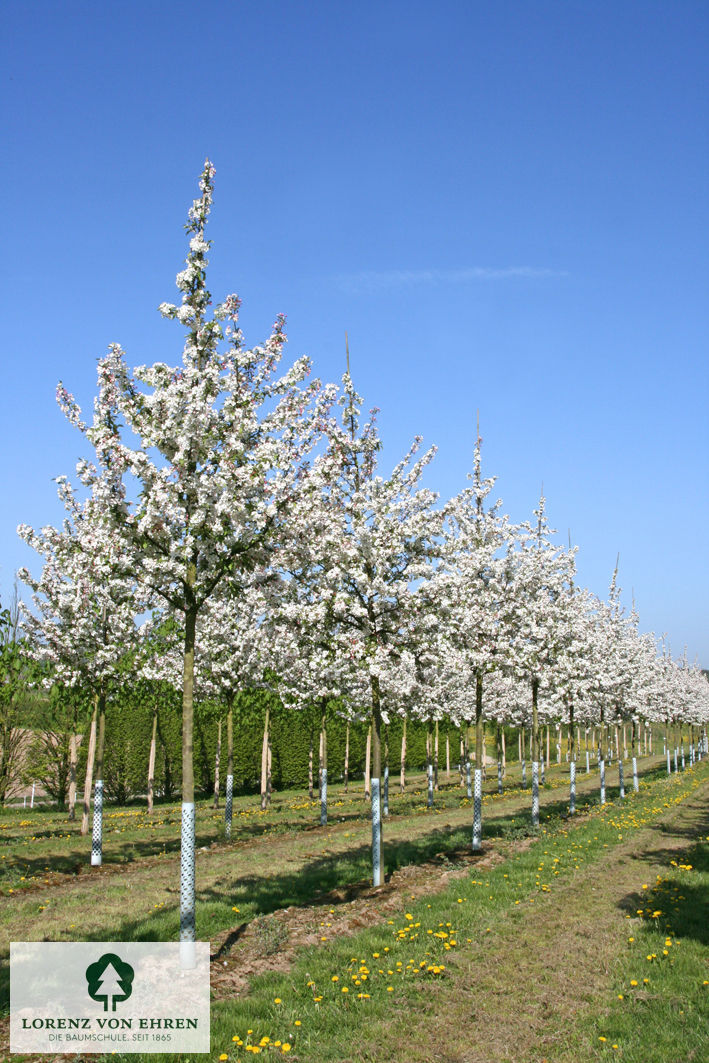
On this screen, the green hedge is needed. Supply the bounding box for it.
[100,688,483,801]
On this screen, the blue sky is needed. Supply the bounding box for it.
[2,1,707,664]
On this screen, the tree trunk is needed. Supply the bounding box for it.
[308,728,314,800]
[370,676,383,886]
[434,720,439,791]
[343,720,350,793]
[180,594,198,959]
[320,703,328,827]
[446,731,450,779]
[473,669,483,850]
[67,704,78,822]
[400,716,406,793]
[496,721,503,795]
[224,695,234,838]
[90,688,107,867]
[260,706,270,811]
[212,716,222,809]
[568,702,576,815]
[631,717,639,792]
[617,723,625,797]
[383,726,389,816]
[147,699,158,814]
[81,703,97,836]
[599,705,607,803]
[426,721,434,807]
[531,677,540,827]
[364,725,371,799]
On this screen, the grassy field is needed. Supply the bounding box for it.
[1,755,707,1062]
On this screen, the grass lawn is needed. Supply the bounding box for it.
[1,755,707,1062]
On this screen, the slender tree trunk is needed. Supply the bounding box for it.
[617,723,625,798]
[434,720,439,791]
[308,728,314,800]
[521,726,527,788]
[320,703,328,827]
[81,704,97,836]
[426,721,434,807]
[90,689,106,867]
[343,720,350,793]
[383,726,389,816]
[632,717,639,792]
[496,721,503,795]
[224,695,234,838]
[599,706,607,804]
[546,724,550,767]
[446,731,450,779]
[568,702,576,815]
[364,725,371,799]
[370,676,384,886]
[67,704,77,822]
[501,727,506,777]
[465,727,472,798]
[318,725,324,793]
[212,717,222,809]
[267,731,272,804]
[459,729,465,788]
[400,716,406,793]
[179,594,198,960]
[531,677,540,827]
[473,669,484,850]
[260,706,270,811]
[147,698,158,814]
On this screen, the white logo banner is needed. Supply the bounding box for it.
[11,942,210,1054]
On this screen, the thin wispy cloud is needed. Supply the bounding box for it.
[335,266,568,295]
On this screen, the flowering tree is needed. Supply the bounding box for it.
[286,370,440,884]
[437,431,514,848]
[50,160,332,957]
[508,495,576,827]
[18,472,140,858]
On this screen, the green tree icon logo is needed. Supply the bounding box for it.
[85,953,135,1012]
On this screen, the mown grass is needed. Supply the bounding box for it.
[591,816,709,1061]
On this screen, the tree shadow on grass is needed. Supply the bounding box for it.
[617,839,709,947]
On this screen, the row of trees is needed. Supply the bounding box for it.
[12,161,709,960]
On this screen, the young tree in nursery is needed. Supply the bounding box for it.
[47,160,333,959]
[18,472,140,854]
[507,494,576,827]
[288,369,440,885]
[437,429,513,850]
